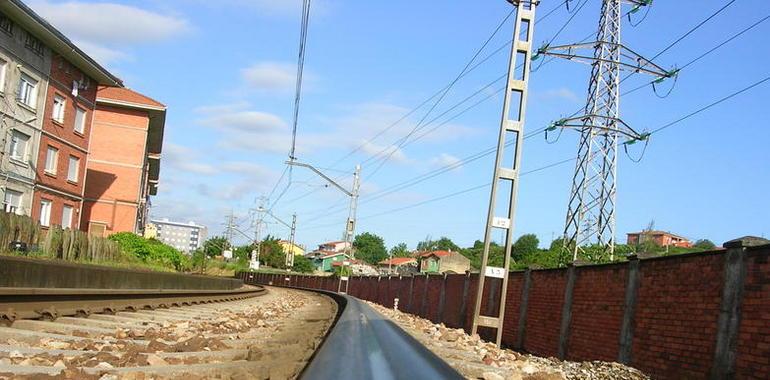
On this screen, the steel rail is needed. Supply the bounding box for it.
[254,285,464,380]
[0,285,265,323]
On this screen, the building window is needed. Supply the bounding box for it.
[61,205,73,229]
[45,146,58,175]
[3,189,22,214]
[9,130,29,161]
[25,32,44,56]
[52,95,66,123]
[67,156,79,182]
[74,107,86,134]
[0,13,12,35]
[39,199,52,227]
[17,74,38,109]
[0,59,6,93]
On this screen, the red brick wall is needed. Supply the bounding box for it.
[243,246,770,380]
[500,272,525,348]
[524,269,567,357]
[736,249,770,378]
[567,265,627,362]
[631,252,724,378]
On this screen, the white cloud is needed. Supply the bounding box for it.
[199,111,287,131]
[163,143,216,175]
[430,153,462,169]
[28,1,190,64]
[241,62,297,92]
[360,141,409,164]
[541,88,581,103]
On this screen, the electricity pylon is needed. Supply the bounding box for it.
[540,0,673,262]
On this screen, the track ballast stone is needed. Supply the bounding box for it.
[0,287,336,380]
[364,300,649,380]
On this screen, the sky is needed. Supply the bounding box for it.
[26,0,770,251]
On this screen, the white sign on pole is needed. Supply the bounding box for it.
[485,266,506,279]
[492,217,511,229]
[340,276,349,281]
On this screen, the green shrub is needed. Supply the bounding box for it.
[109,232,189,271]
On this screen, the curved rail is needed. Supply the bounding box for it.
[0,285,265,323]
[292,289,463,380]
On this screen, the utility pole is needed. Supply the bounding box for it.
[471,0,537,347]
[251,199,266,270]
[223,211,236,260]
[287,160,360,294]
[540,0,672,262]
[285,213,298,269]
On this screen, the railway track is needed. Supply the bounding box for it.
[0,286,336,379]
[1,280,465,380]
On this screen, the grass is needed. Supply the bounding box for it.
[0,249,178,272]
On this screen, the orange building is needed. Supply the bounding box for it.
[80,86,165,236]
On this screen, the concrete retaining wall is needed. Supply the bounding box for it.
[1,255,242,290]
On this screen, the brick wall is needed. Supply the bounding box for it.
[241,242,770,380]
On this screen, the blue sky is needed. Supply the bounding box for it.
[29,0,770,250]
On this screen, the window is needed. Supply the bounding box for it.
[44,146,58,174]
[39,199,51,227]
[9,130,29,161]
[74,107,86,134]
[61,205,73,229]
[25,32,44,56]
[3,190,22,214]
[17,74,37,108]
[0,13,12,35]
[67,156,80,182]
[52,95,65,123]
[0,59,6,93]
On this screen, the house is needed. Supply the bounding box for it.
[278,240,306,257]
[317,240,351,253]
[626,230,692,248]
[313,252,350,272]
[81,86,165,236]
[378,257,418,275]
[334,259,379,276]
[419,250,471,274]
[0,1,121,223]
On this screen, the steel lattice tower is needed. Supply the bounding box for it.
[542,0,671,262]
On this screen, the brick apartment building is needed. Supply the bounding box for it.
[81,86,165,236]
[1,1,166,237]
[0,1,121,226]
[31,53,98,229]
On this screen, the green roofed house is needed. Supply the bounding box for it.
[311,251,350,272]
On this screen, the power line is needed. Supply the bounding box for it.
[326,0,571,170]
[302,72,770,230]
[289,0,312,160]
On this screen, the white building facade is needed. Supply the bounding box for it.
[150,218,208,253]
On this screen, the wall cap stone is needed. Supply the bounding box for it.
[723,236,770,249]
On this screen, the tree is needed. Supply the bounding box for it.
[109,232,190,271]
[353,232,387,265]
[292,255,315,273]
[203,236,228,258]
[389,243,410,258]
[259,235,286,269]
[512,234,539,260]
[416,236,459,252]
[693,239,716,251]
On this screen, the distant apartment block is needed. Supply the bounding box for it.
[81,86,165,236]
[149,219,207,253]
[626,230,692,248]
[0,1,120,223]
